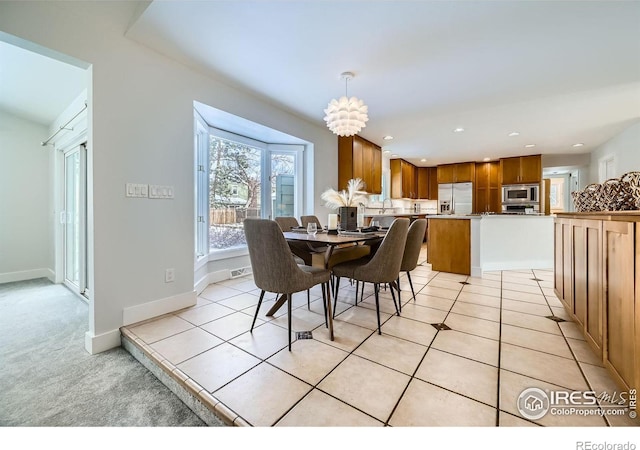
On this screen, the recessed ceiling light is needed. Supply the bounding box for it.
[383,135,394,141]
[508,131,520,137]
[572,143,584,147]
[525,144,536,148]
[420,158,427,162]
[483,157,491,162]
[391,154,398,157]
[453,127,465,133]
[383,150,391,154]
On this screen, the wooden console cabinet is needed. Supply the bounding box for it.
[554,212,640,392]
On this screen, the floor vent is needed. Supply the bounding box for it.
[546,315,566,323]
[431,323,451,331]
[531,277,544,282]
[459,281,470,285]
[296,331,313,340]
[230,266,252,278]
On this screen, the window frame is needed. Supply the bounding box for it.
[200,127,304,262]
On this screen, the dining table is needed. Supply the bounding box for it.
[266,229,386,340]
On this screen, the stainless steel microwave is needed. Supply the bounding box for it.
[502,184,539,204]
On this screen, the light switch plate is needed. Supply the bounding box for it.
[149,185,175,199]
[126,183,149,198]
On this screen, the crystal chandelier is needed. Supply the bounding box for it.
[323,72,369,137]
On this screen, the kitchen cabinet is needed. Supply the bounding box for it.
[338,135,382,194]
[572,219,602,357]
[500,154,541,185]
[602,220,636,392]
[554,212,640,393]
[416,167,438,199]
[428,167,438,200]
[437,162,476,184]
[474,161,500,213]
[390,159,418,199]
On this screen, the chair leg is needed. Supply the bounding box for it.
[307,289,310,310]
[374,283,382,335]
[359,281,365,304]
[251,290,265,332]
[287,293,292,351]
[321,283,328,327]
[389,282,400,316]
[355,280,359,305]
[407,271,416,301]
[333,277,341,318]
[395,277,402,313]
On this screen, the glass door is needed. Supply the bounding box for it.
[63,144,87,296]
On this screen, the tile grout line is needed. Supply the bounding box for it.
[495,269,504,426]
[382,270,466,426]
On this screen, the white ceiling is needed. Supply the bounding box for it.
[126,0,640,166]
[0,39,87,126]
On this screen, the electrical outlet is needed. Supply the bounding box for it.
[165,268,175,283]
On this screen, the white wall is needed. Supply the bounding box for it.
[0,110,53,283]
[0,1,338,353]
[588,121,640,184]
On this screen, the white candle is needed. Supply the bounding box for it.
[328,214,338,229]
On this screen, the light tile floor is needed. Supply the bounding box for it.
[121,247,639,427]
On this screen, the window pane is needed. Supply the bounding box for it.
[209,135,262,250]
[270,153,296,218]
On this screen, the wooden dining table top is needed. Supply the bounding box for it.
[283,230,384,245]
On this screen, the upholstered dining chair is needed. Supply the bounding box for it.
[274,216,312,266]
[274,216,301,231]
[331,218,409,334]
[243,218,332,351]
[300,215,322,229]
[398,218,428,307]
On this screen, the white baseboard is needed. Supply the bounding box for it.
[84,329,121,354]
[122,290,197,326]
[195,269,229,295]
[480,259,554,272]
[0,268,55,284]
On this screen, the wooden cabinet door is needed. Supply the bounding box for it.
[400,161,416,198]
[437,164,454,184]
[602,221,636,391]
[360,138,373,192]
[417,167,429,199]
[475,188,489,213]
[519,155,542,184]
[500,157,521,185]
[371,145,382,194]
[584,220,603,356]
[390,159,402,198]
[454,162,475,183]
[428,167,438,200]
[554,218,573,311]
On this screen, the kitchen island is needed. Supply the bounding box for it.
[427,214,554,276]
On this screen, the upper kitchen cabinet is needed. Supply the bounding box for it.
[338,136,382,194]
[416,166,438,199]
[475,161,501,213]
[417,167,429,199]
[500,154,542,185]
[390,158,418,199]
[437,162,476,184]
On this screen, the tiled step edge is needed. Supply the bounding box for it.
[120,327,250,427]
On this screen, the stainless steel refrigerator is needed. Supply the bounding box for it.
[438,182,473,215]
